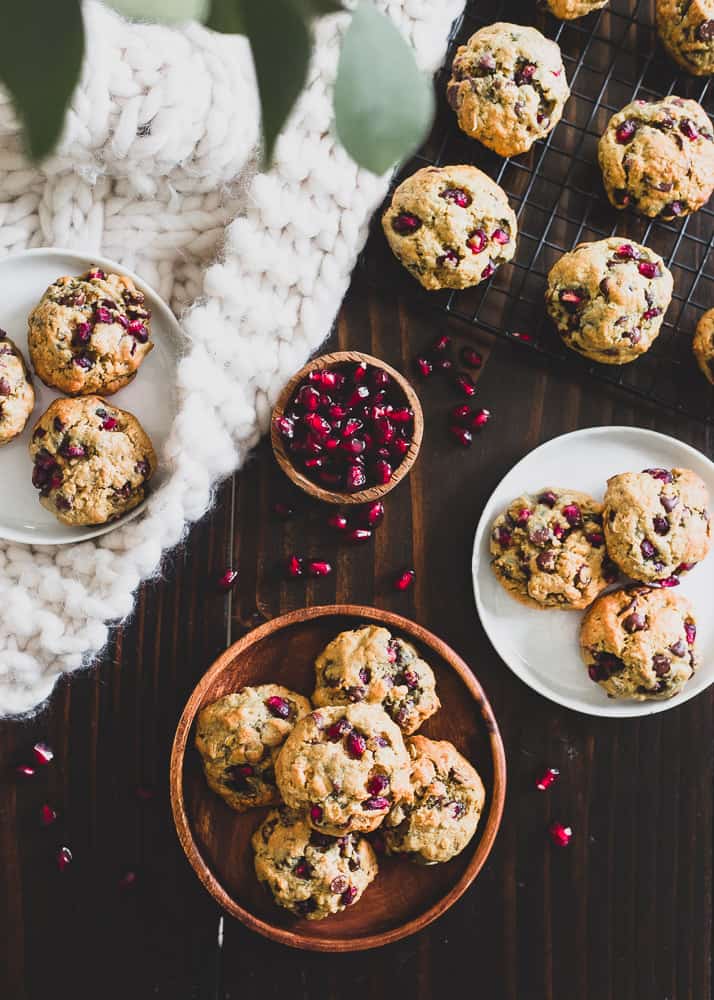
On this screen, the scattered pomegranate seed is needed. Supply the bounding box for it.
[549,822,573,847]
[119,871,138,890]
[511,331,533,342]
[328,512,349,531]
[217,568,238,592]
[345,528,372,545]
[450,425,473,447]
[394,569,416,591]
[360,501,384,529]
[454,373,477,397]
[272,501,296,519]
[56,846,73,871]
[432,334,451,351]
[40,804,58,826]
[460,346,482,369]
[536,767,560,791]
[451,403,472,424]
[285,555,305,579]
[15,764,35,778]
[415,356,433,378]
[471,408,491,429]
[32,742,54,766]
[307,560,332,577]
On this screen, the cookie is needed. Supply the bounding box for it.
[312,626,440,734]
[545,238,673,364]
[252,806,378,920]
[28,395,156,526]
[447,23,570,157]
[195,685,312,812]
[656,0,714,76]
[27,266,153,396]
[603,467,712,583]
[692,307,714,384]
[275,704,411,837]
[580,586,697,700]
[598,97,714,220]
[489,488,617,610]
[381,164,517,291]
[0,333,34,445]
[383,736,485,864]
[543,0,609,18]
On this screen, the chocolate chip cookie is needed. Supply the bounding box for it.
[692,307,714,384]
[545,238,673,364]
[312,626,440,734]
[598,97,714,219]
[447,22,570,157]
[382,164,517,291]
[543,0,609,18]
[603,467,712,583]
[29,395,156,526]
[580,586,697,700]
[0,333,34,445]
[383,736,485,864]
[28,267,153,396]
[275,704,411,837]
[195,685,312,812]
[656,0,714,76]
[490,488,617,610]
[252,806,378,920]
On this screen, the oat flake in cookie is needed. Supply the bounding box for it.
[0,333,34,445]
[580,587,697,701]
[252,806,378,920]
[383,737,485,864]
[28,267,153,396]
[545,238,673,365]
[603,467,712,584]
[312,625,440,734]
[692,308,714,384]
[543,0,609,19]
[656,0,714,76]
[195,686,312,813]
[598,97,714,220]
[29,395,156,526]
[381,164,517,291]
[275,703,411,837]
[447,23,570,157]
[490,488,617,610]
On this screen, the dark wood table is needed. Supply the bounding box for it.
[1,264,711,999]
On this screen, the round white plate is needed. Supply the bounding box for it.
[0,248,183,545]
[472,426,714,718]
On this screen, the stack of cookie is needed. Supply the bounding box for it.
[194,625,486,921]
[381,18,714,377]
[490,468,711,701]
[0,266,157,526]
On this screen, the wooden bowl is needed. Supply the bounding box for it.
[270,351,423,504]
[170,605,506,952]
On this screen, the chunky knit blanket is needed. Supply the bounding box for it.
[0,0,464,715]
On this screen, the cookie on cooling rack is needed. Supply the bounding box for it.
[447,22,570,157]
[545,238,673,364]
[693,308,714,384]
[656,0,714,76]
[0,333,34,445]
[542,0,609,18]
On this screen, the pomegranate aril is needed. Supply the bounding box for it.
[680,118,699,140]
[346,464,367,492]
[562,503,581,526]
[341,885,358,906]
[450,425,473,447]
[390,407,413,425]
[274,415,294,440]
[345,528,372,545]
[439,187,471,207]
[394,568,416,592]
[415,356,433,378]
[40,803,58,826]
[432,356,454,374]
[307,560,332,577]
[328,513,349,531]
[56,846,73,871]
[304,412,331,440]
[374,416,395,444]
[392,212,421,235]
[327,718,352,741]
[615,119,637,143]
[460,346,482,369]
[432,334,451,352]
[362,796,390,811]
[511,330,533,342]
[360,501,384,528]
[341,436,365,457]
[266,696,291,719]
[451,404,472,424]
[119,871,138,890]
[470,408,491,429]
[586,531,604,547]
[492,227,510,245]
[285,555,305,579]
[685,622,697,645]
[466,229,487,254]
[347,732,367,758]
[549,822,573,847]
[217,568,238,592]
[536,767,560,791]
[374,460,392,485]
[454,373,476,397]
[296,384,321,411]
[32,742,54,766]
[514,61,536,85]
[310,804,324,823]
[638,261,658,279]
[15,764,36,778]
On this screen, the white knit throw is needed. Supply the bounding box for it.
[0,0,463,715]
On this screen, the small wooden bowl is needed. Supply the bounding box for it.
[170,605,506,952]
[270,351,423,505]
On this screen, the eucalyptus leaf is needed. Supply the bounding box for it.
[334,2,434,175]
[108,0,210,22]
[0,0,85,161]
[242,0,311,167]
[206,0,245,34]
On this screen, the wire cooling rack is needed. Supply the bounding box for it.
[362,0,714,423]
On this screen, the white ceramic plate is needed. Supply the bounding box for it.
[472,426,714,718]
[0,248,183,545]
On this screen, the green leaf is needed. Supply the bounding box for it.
[108,0,210,22]
[242,0,311,167]
[206,0,245,34]
[334,2,434,175]
[0,0,85,161]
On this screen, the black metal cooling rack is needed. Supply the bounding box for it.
[362,0,714,423]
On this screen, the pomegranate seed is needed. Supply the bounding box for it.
[56,846,73,871]
[370,368,391,391]
[562,503,581,526]
[307,560,332,577]
[352,362,368,384]
[451,404,472,424]
[217,568,238,592]
[101,416,118,431]
[641,539,656,559]
[467,229,487,254]
[454,373,476,397]
[367,773,389,795]
[680,118,699,140]
[539,491,558,507]
[285,555,305,579]
[362,796,390,811]
[394,569,415,591]
[345,528,372,545]
[615,119,637,143]
[265,696,290,719]
[432,334,451,351]
[586,531,604,547]
[327,718,352,741]
[274,415,294,440]
[345,464,367,492]
[496,527,512,547]
[511,331,533,342]
[559,288,584,310]
[638,261,658,279]
[415,356,433,378]
[514,61,536,85]
[119,871,138,890]
[390,436,409,459]
[481,262,496,280]
[643,307,662,320]
[676,562,696,573]
[549,822,572,847]
[516,508,531,524]
[32,742,54,766]
[15,764,35,778]
[87,268,105,280]
[650,576,680,588]
[536,767,560,791]
[450,426,473,447]
[374,460,392,485]
[310,804,324,823]
[644,467,673,482]
[390,407,413,425]
[296,385,321,411]
[439,188,471,207]
[614,243,637,260]
[328,512,349,531]
[685,622,697,645]
[470,408,491,429]
[492,228,510,245]
[460,347,482,369]
[392,212,421,235]
[40,804,58,826]
[437,250,460,268]
[347,732,367,758]
[341,885,358,906]
[360,501,384,528]
[374,415,395,444]
[273,501,295,519]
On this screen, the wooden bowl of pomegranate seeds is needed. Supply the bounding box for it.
[270,350,423,504]
[170,605,506,952]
